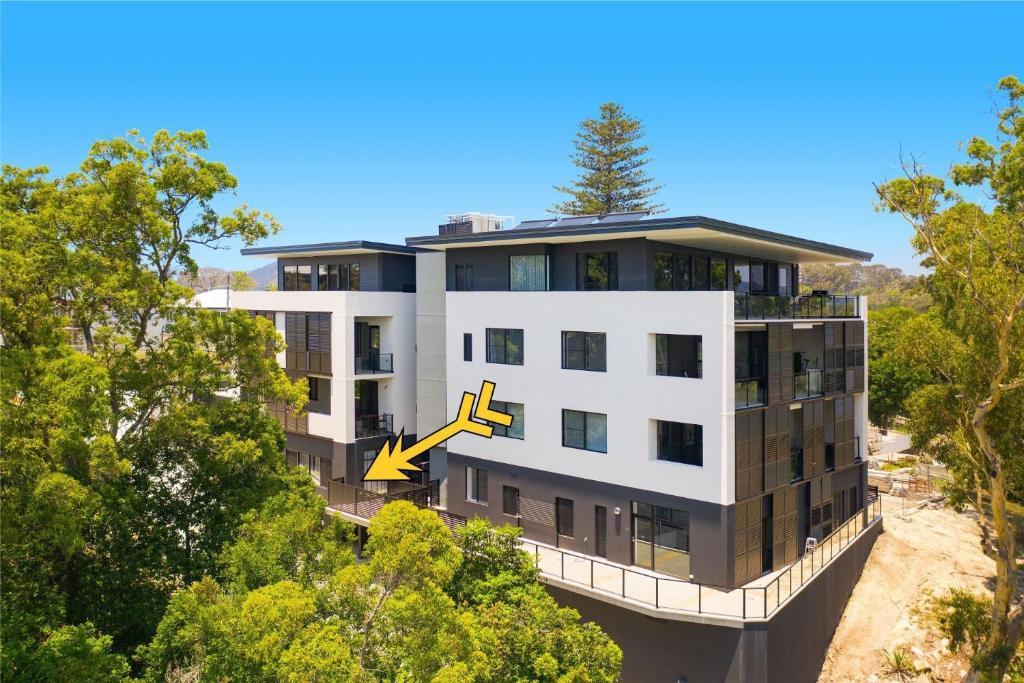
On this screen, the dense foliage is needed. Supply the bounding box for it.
[0,130,621,681]
[551,102,665,216]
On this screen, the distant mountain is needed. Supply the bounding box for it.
[248,263,277,290]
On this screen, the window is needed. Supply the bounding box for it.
[490,401,524,439]
[562,409,608,453]
[486,328,524,365]
[632,502,690,578]
[750,261,766,293]
[502,486,520,516]
[295,450,322,486]
[692,256,709,290]
[308,376,319,401]
[778,264,790,296]
[561,331,607,372]
[463,333,472,362]
[466,466,488,504]
[734,331,767,380]
[283,265,312,291]
[455,264,474,291]
[711,257,728,290]
[318,263,361,291]
[363,450,386,492]
[556,497,574,537]
[510,255,549,291]
[656,421,703,466]
[654,252,691,291]
[576,252,618,291]
[306,377,330,414]
[655,334,702,378]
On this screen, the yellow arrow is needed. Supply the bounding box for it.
[363,382,512,482]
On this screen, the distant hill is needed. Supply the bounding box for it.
[800,263,930,311]
[248,263,277,290]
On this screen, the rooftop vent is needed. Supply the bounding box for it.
[439,212,512,236]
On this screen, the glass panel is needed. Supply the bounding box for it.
[585,412,608,453]
[711,257,727,290]
[556,498,574,537]
[349,263,360,291]
[733,260,749,293]
[562,410,585,449]
[562,331,585,370]
[586,333,606,372]
[510,255,548,291]
[632,512,654,569]
[674,254,691,290]
[654,252,674,290]
[296,265,311,291]
[506,329,524,365]
[692,257,709,290]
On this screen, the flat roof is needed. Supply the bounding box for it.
[240,240,420,259]
[406,215,873,264]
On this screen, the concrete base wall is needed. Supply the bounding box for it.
[547,517,882,683]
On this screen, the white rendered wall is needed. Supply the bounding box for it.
[445,291,735,505]
[219,290,417,443]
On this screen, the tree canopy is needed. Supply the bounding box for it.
[551,102,665,216]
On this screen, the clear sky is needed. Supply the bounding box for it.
[2,2,1021,273]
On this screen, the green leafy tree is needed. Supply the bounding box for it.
[867,307,930,429]
[0,130,306,675]
[30,623,130,683]
[875,76,1024,682]
[552,102,665,216]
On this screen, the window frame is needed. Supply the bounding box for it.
[466,466,488,504]
[490,400,524,439]
[655,333,702,379]
[556,497,575,537]
[561,409,608,453]
[485,328,524,365]
[463,333,472,362]
[575,251,619,291]
[561,331,607,372]
[509,254,550,291]
[655,420,703,466]
[454,263,474,291]
[502,485,520,516]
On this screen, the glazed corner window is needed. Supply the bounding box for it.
[318,262,361,291]
[283,265,312,291]
[576,251,618,291]
[654,252,691,291]
[491,401,524,439]
[510,254,549,291]
[455,264,474,291]
[656,420,703,466]
[502,485,520,516]
[655,334,702,378]
[485,328,524,365]
[562,409,608,453]
[466,466,488,504]
[561,331,607,372]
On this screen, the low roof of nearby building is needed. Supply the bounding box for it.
[240,240,420,259]
[192,287,230,309]
[406,214,873,264]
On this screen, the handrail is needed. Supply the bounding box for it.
[355,352,393,374]
[354,413,393,439]
[735,293,860,320]
[735,376,767,408]
[522,496,882,620]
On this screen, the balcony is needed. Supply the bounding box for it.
[734,294,859,320]
[794,369,824,399]
[735,377,767,408]
[355,413,393,439]
[355,352,393,374]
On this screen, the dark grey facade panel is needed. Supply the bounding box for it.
[379,253,417,292]
[285,432,335,461]
[446,452,732,586]
[276,253,414,292]
[445,243,552,291]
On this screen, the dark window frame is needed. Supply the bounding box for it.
[502,485,520,516]
[463,333,472,362]
[575,251,619,291]
[509,254,550,291]
[655,334,702,378]
[654,251,692,291]
[561,409,608,453]
[561,331,607,372]
[466,466,488,504]
[283,264,312,291]
[556,497,574,537]
[656,420,703,466]
[455,264,474,291]
[485,328,524,365]
[490,400,524,439]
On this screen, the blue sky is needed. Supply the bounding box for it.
[2,2,1021,273]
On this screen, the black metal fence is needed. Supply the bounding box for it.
[735,294,860,320]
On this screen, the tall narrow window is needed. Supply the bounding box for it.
[503,486,520,516]
[711,257,728,290]
[463,333,472,361]
[466,466,488,504]
[510,255,549,291]
[283,265,312,291]
[654,252,690,291]
[656,421,703,466]
[455,264,474,291]
[561,331,607,372]
[486,328,524,365]
[576,252,618,291]
[490,401,524,439]
[655,334,702,378]
[692,257,710,290]
[556,497,574,537]
[562,409,608,453]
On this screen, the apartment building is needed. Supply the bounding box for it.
[215,241,421,498]
[220,213,879,682]
[407,213,870,590]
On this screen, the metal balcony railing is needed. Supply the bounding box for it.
[734,294,860,320]
[355,352,393,374]
[355,413,393,439]
[735,377,767,408]
[795,369,824,399]
[521,495,882,620]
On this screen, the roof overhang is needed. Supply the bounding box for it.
[240,240,420,259]
[406,216,872,264]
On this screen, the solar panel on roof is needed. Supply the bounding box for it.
[512,219,555,230]
[553,215,600,227]
[596,211,649,224]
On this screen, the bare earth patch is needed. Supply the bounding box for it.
[818,495,994,682]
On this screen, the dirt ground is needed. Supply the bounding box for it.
[818,494,995,682]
